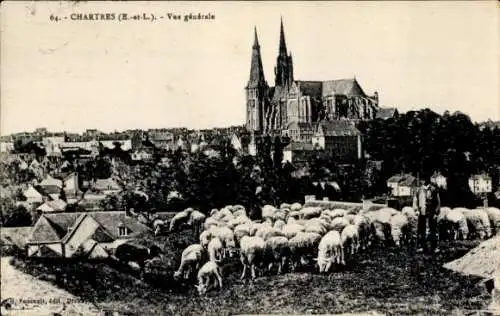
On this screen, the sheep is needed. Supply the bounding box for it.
[188,210,206,236]
[169,208,193,232]
[290,202,302,212]
[153,219,166,236]
[345,214,356,225]
[239,236,266,280]
[330,217,350,233]
[200,229,214,248]
[376,208,396,224]
[233,208,247,218]
[263,236,290,274]
[353,214,372,250]
[227,214,251,229]
[341,224,360,258]
[280,203,291,209]
[315,230,343,273]
[233,222,253,245]
[174,244,204,280]
[437,207,452,241]
[211,226,236,258]
[390,213,410,247]
[207,237,224,263]
[210,208,218,217]
[402,206,418,244]
[281,223,305,239]
[300,207,323,220]
[464,208,492,239]
[273,219,286,231]
[255,226,284,241]
[288,210,302,220]
[304,219,328,236]
[445,208,469,240]
[378,207,399,218]
[194,261,223,295]
[274,209,288,222]
[262,205,278,223]
[203,217,221,230]
[288,232,322,271]
[213,208,233,222]
[331,209,348,219]
[486,207,500,235]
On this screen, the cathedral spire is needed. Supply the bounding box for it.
[279,17,287,56]
[247,27,266,88]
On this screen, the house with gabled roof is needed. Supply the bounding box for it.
[23,185,44,204]
[387,173,418,197]
[311,120,362,162]
[26,211,151,258]
[36,199,67,213]
[38,175,63,195]
[91,178,122,195]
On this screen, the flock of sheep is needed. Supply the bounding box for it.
[154,203,500,295]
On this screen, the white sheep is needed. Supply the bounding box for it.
[188,210,206,235]
[153,219,166,236]
[330,217,350,233]
[390,213,410,247]
[315,230,343,273]
[203,217,221,231]
[273,219,286,231]
[239,235,266,280]
[207,237,224,263]
[264,236,290,274]
[211,226,236,258]
[262,205,278,223]
[464,208,492,239]
[290,202,302,212]
[280,203,291,210]
[437,207,452,241]
[174,244,204,280]
[304,219,328,236]
[288,232,322,271]
[233,222,253,245]
[281,223,305,239]
[200,229,214,248]
[210,208,218,217]
[300,207,323,220]
[255,226,284,241]
[402,206,418,244]
[194,261,223,295]
[341,224,360,257]
[486,207,500,235]
[446,208,469,240]
[331,209,348,219]
[353,214,372,250]
[169,208,193,232]
[288,210,302,220]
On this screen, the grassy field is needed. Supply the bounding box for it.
[9,228,493,316]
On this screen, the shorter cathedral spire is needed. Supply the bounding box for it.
[253,26,259,48]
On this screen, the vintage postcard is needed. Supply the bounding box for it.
[1,1,499,315]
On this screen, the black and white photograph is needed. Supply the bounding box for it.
[1,1,499,315]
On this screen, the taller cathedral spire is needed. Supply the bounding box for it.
[275,17,294,87]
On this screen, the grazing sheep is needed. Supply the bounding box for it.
[281,223,305,239]
[188,210,206,236]
[464,208,492,239]
[378,207,399,218]
[353,214,372,250]
[263,236,290,274]
[233,208,247,218]
[437,207,452,241]
[169,208,193,232]
[330,217,350,233]
[256,226,284,241]
[370,220,392,247]
[486,207,500,235]
[288,232,322,271]
[200,229,214,248]
[210,209,218,217]
[233,223,253,245]
[288,210,302,220]
[341,224,360,257]
[304,220,328,236]
[280,203,291,210]
[345,214,356,225]
[273,219,286,231]
[195,261,223,295]
[315,230,343,273]
[390,213,410,247]
[446,208,469,240]
[262,205,278,223]
[331,209,348,219]
[239,236,266,280]
[211,227,236,258]
[402,206,418,244]
[213,208,233,222]
[300,207,323,220]
[376,208,396,224]
[207,237,224,263]
[227,214,251,229]
[174,244,204,280]
[204,217,221,230]
[290,203,302,212]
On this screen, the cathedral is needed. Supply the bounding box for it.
[245,19,380,136]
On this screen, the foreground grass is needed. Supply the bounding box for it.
[9,230,493,316]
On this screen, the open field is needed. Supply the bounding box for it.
[5,227,494,316]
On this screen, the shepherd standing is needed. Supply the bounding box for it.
[413,175,441,254]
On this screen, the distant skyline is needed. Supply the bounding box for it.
[1,1,499,135]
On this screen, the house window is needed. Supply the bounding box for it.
[118,226,128,237]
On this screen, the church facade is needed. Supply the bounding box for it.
[245,20,380,136]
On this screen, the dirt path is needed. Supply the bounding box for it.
[1,257,101,315]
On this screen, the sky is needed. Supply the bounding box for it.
[1,1,499,135]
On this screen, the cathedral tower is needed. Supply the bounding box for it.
[246,27,269,132]
[274,18,294,88]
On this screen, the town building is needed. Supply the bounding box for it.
[469,173,492,195]
[387,174,418,197]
